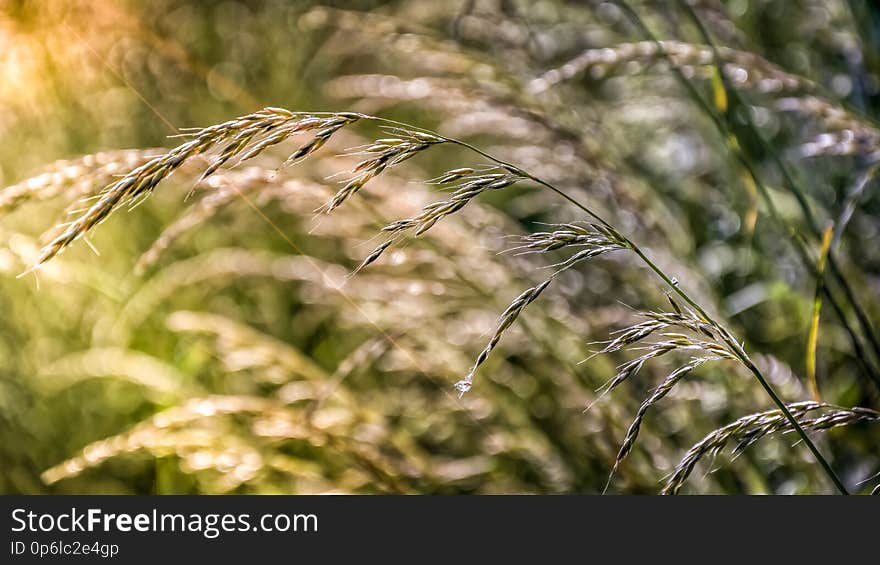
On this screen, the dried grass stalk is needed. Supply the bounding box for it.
[34,109,361,266]
[41,395,281,486]
[453,222,629,395]
[324,130,445,213]
[605,355,721,490]
[454,279,551,395]
[599,334,733,398]
[355,166,525,273]
[0,149,164,212]
[662,402,880,494]
[530,40,816,95]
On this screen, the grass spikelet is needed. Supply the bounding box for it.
[605,355,730,491]
[596,304,717,356]
[323,130,445,213]
[354,167,524,271]
[510,223,628,274]
[509,222,627,254]
[599,334,730,397]
[352,240,395,276]
[661,402,880,494]
[454,279,551,395]
[33,109,360,267]
[452,221,632,395]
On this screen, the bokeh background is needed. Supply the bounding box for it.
[1,0,878,494]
